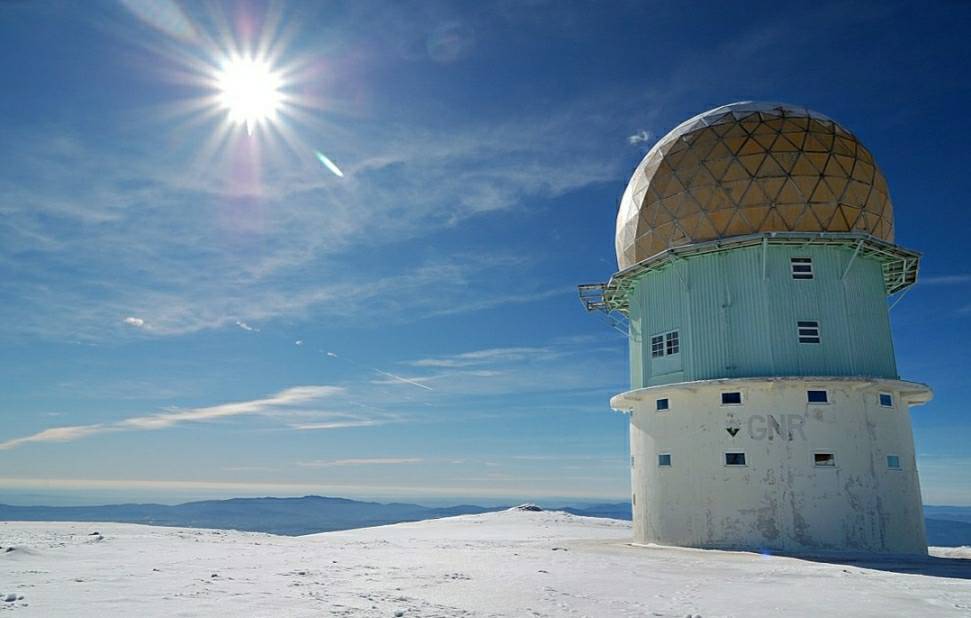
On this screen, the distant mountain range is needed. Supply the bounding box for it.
[0,496,501,536]
[0,497,966,546]
[925,506,971,547]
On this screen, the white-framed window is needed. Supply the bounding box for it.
[879,392,894,408]
[791,257,814,279]
[807,389,829,404]
[665,330,680,355]
[797,320,821,344]
[658,453,672,467]
[814,452,836,467]
[725,452,747,466]
[650,334,664,358]
[651,329,680,358]
[721,391,743,406]
[887,455,901,469]
[656,398,670,412]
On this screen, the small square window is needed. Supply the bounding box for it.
[656,398,670,411]
[807,390,829,404]
[651,335,664,358]
[721,392,742,405]
[791,257,814,279]
[814,452,836,467]
[887,455,901,469]
[879,392,894,408]
[725,452,746,466]
[797,320,821,344]
[658,453,672,467]
[665,331,680,355]
[631,455,635,468]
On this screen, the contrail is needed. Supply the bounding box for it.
[326,352,434,391]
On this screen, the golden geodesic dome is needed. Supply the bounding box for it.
[615,102,894,269]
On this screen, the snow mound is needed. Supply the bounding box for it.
[931,546,971,559]
[2,519,970,616]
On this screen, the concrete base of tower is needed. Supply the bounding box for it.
[611,377,932,555]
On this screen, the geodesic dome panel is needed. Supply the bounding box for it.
[615,102,894,270]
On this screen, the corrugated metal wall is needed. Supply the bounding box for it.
[631,245,897,387]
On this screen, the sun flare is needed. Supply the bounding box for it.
[216,57,282,134]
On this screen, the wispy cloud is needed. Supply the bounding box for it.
[220,465,278,472]
[327,351,434,391]
[376,335,624,398]
[0,81,629,341]
[921,274,971,286]
[235,320,259,332]
[288,420,384,431]
[0,385,345,450]
[627,130,652,145]
[295,458,423,468]
[409,346,558,368]
[123,316,147,328]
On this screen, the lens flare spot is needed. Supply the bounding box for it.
[315,151,344,177]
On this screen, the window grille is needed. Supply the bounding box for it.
[791,257,814,279]
[798,320,821,344]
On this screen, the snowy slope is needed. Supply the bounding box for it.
[1,509,969,617]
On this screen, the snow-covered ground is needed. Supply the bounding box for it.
[2,509,969,616]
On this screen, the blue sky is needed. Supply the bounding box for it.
[0,0,969,506]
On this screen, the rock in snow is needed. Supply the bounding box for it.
[510,504,543,512]
[1,510,969,616]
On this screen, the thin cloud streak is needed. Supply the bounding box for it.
[327,351,434,391]
[921,274,971,286]
[409,346,558,368]
[288,420,383,430]
[295,458,423,468]
[0,385,345,450]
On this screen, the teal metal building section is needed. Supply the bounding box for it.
[628,244,897,388]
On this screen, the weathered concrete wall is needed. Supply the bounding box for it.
[614,377,930,554]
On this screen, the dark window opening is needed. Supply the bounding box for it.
[721,392,742,405]
[725,452,746,466]
[814,452,836,467]
[656,398,669,411]
[658,453,672,467]
[879,393,894,407]
[807,390,829,403]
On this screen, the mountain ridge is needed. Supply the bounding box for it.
[1,496,968,545]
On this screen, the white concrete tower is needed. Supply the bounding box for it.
[580,102,931,554]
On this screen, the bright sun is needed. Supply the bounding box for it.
[216,57,282,134]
